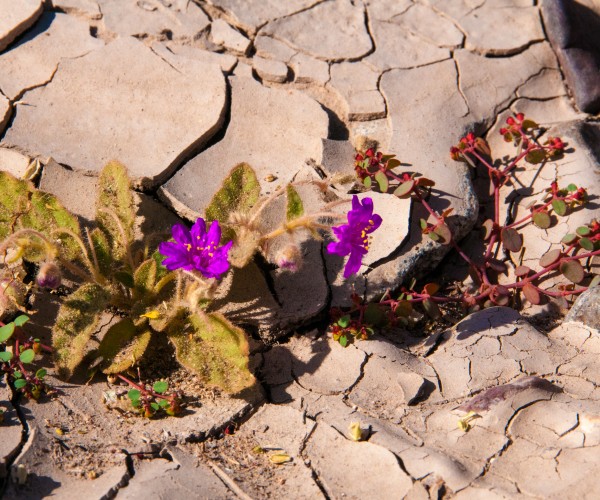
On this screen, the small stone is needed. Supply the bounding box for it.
[253,56,289,83]
[210,19,251,55]
[0,0,43,52]
[565,286,600,331]
[289,52,329,86]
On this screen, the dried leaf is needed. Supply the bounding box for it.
[532,212,551,229]
[522,283,541,305]
[349,422,363,441]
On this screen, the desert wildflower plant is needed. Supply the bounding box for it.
[0,159,378,410]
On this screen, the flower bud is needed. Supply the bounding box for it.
[276,245,303,272]
[36,262,61,289]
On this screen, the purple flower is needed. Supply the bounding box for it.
[159,218,233,279]
[327,196,382,278]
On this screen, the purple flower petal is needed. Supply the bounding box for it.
[159,218,233,279]
[326,195,381,278]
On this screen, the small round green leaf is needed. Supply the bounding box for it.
[153,381,168,394]
[339,335,348,347]
[0,323,15,343]
[532,212,551,229]
[150,402,160,411]
[434,224,452,245]
[539,248,562,267]
[14,379,27,389]
[562,233,577,245]
[419,218,428,230]
[428,232,440,242]
[525,149,546,164]
[374,171,389,193]
[579,237,594,251]
[13,370,22,379]
[158,399,170,408]
[35,368,47,379]
[551,199,567,216]
[566,183,577,192]
[576,226,591,236]
[393,180,415,198]
[19,349,35,364]
[560,260,585,284]
[362,176,372,189]
[0,351,13,362]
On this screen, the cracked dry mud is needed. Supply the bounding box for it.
[1,0,600,498]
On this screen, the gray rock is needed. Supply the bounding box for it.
[0,12,104,101]
[0,0,43,53]
[2,37,226,189]
[542,0,600,113]
[565,286,600,331]
[260,0,372,61]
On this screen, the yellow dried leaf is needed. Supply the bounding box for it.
[141,310,161,320]
[349,421,363,441]
[269,453,292,465]
[458,411,481,432]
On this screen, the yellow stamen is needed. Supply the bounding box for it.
[185,243,192,251]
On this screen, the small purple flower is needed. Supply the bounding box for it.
[36,262,61,289]
[327,196,382,278]
[159,218,233,279]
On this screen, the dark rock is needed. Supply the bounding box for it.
[565,285,600,330]
[542,0,600,113]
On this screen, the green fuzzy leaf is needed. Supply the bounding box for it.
[14,379,27,389]
[167,310,255,393]
[89,228,113,276]
[205,163,260,239]
[128,389,141,403]
[53,283,110,379]
[375,171,389,193]
[35,368,47,379]
[19,349,35,364]
[286,184,304,221]
[133,258,157,298]
[0,172,82,260]
[114,270,135,288]
[552,199,567,216]
[98,319,152,374]
[153,381,168,394]
[0,352,13,362]
[0,323,15,343]
[96,161,135,264]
